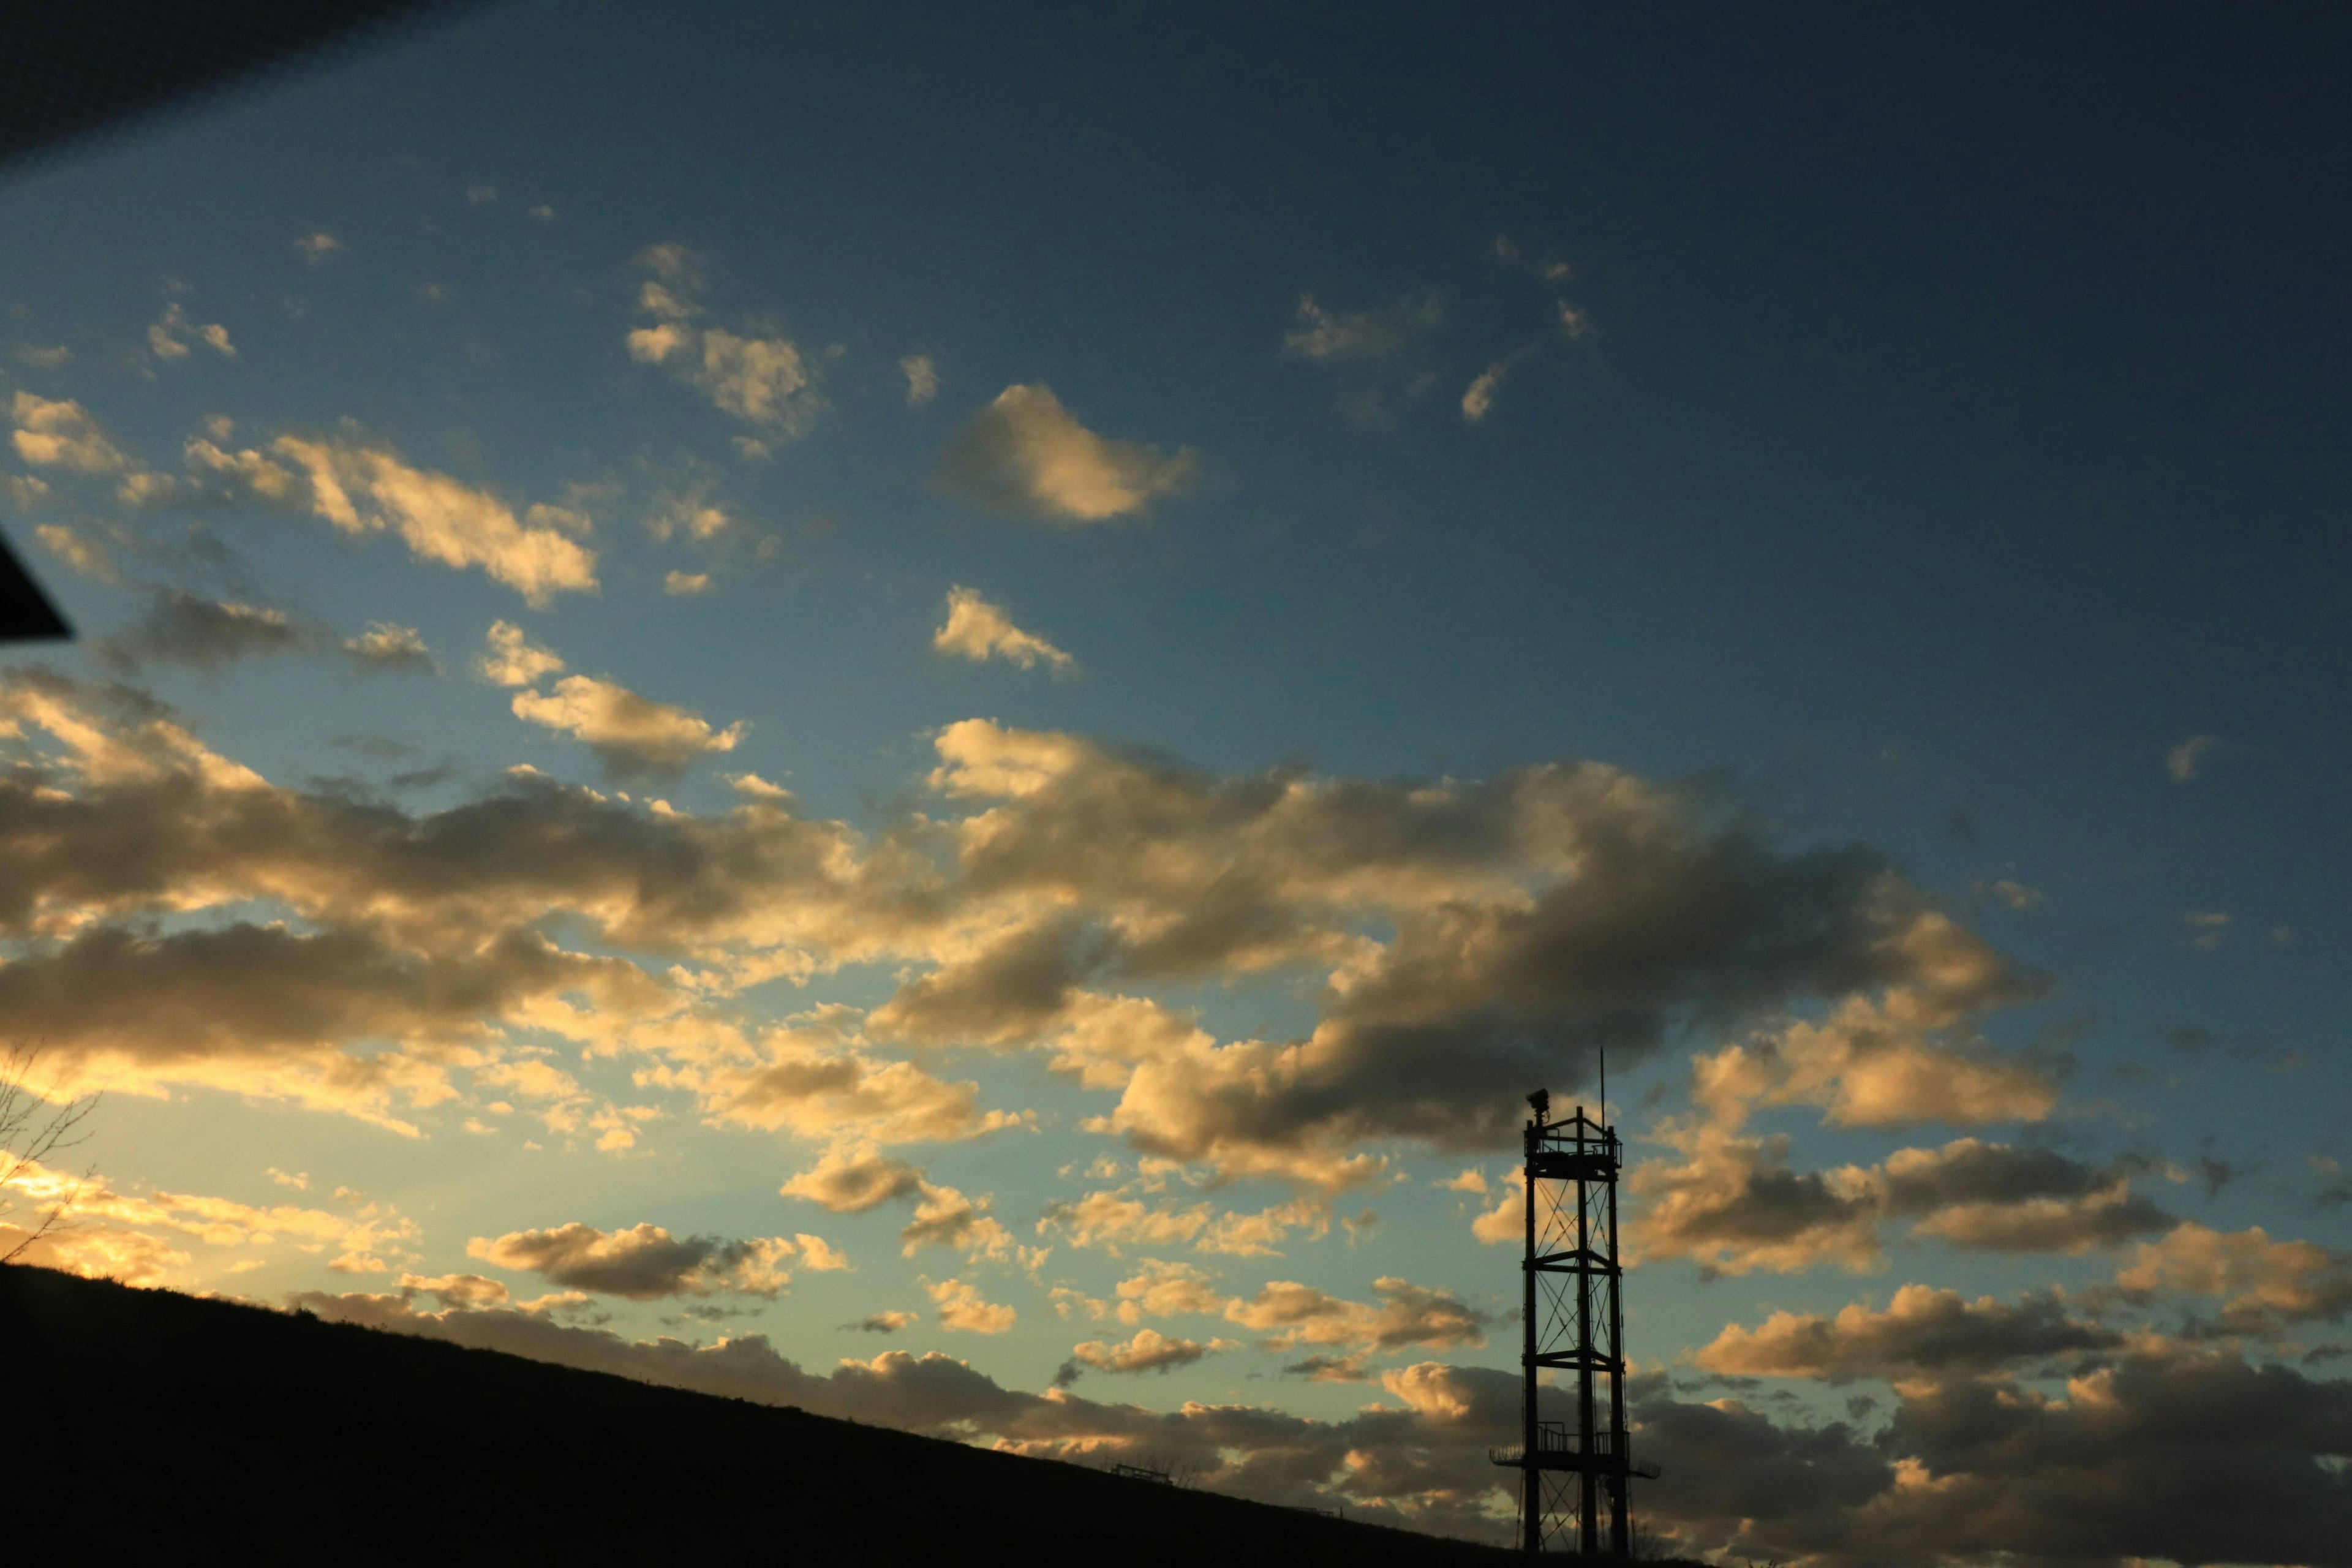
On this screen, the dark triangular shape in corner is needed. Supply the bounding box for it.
[0,532,72,641]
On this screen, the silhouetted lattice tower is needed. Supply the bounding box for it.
[1491,1085,1657,1555]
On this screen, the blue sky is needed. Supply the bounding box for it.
[3,5,2347,1561]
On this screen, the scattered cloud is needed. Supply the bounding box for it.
[1695,1284,2120,1383]
[2114,1221,2352,1337]
[10,391,132,473]
[1224,1276,1489,1354]
[148,303,235,362]
[96,598,433,679]
[1282,292,1445,362]
[932,586,1076,674]
[34,523,120,584]
[923,1275,1016,1333]
[1972,878,2043,910]
[0,673,2055,1213]
[663,571,712,596]
[780,1144,925,1214]
[2,1155,414,1281]
[13,344,71,369]
[934,385,1195,524]
[1630,1133,2171,1278]
[628,243,823,437]
[2166,734,2233,782]
[341,623,437,675]
[900,355,939,407]
[1062,1327,1218,1379]
[477,620,565,686]
[295,232,343,264]
[510,674,747,779]
[209,433,600,603]
[467,1221,802,1300]
[1461,344,1537,424]
[695,1023,1025,1146]
[97,590,307,673]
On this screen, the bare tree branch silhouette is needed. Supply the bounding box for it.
[0,1044,102,1265]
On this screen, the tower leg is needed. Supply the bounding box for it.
[1522,1118,1540,1555]
[1576,1168,1596,1555]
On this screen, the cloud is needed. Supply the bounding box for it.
[510,674,747,779]
[1633,1133,2171,1278]
[2114,1222,2352,1337]
[780,1144,925,1213]
[663,571,712,596]
[1971,878,2042,910]
[1106,1259,1229,1324]
[1882,1139,2174,1253]
[84,595,428,686]
[10,392,132,473]
[924,1275,1016,1333]
[1460,344,1537,423]
[100,592,430,678]
[1630,1128,1886,1277]
[2,1154,415,1278]
[644,492,729,542]
[1065,1327,1216,1377]
[0,919,655,1133]
[252,435,599,603]
[870,715,2048,1187]
[1282,292,1445,361]
[694,1024,1025,1145]
[467,1221,802,1300]
[341,623,436,675]
[1224,1276,1489,1354]
[900,355,939,406]
[148,303,234,362]
[932,586,1077,674]
[476,620,565,686]
[848,1310,918,1333]
[934,385,1196,524]
[897,1180,1017,1262]
[1695,1284,2121,1383]
[0,672,832,1123]
[1036,1188,1325,1259]
[95,590,307,673]
[295,232,342,264]
[627,244,823,437]
[0,671,2052,1213]
[281,1281,2352,1562]
[692,331,820,429]
[13,344,71,369]
[2181,908,2230,951]
[2166,734,2233,782]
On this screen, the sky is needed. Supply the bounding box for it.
[2,3,2348,1561]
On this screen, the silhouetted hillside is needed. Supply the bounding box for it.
[4,1265,1574,1565]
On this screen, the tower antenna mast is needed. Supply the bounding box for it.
[1491,1080,1657,1553]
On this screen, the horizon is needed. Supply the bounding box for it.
[2,5,2347,1562]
